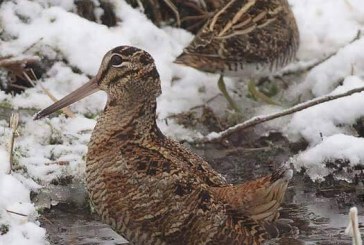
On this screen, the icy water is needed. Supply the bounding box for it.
[39,131,364,244]
[41,203,128,245]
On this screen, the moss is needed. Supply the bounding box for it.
[0,100,12,109]
[36,207,46,214]
[83,112,98,119]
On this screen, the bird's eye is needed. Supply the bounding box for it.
[110,54,123,67]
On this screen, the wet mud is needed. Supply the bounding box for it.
[39,130,364,244]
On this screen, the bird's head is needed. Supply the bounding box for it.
[35,46,161,120]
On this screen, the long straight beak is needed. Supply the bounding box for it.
[34,77,99,120]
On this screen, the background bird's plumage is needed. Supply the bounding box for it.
[176,0,299,76]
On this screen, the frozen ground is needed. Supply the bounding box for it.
[0,0,364,244]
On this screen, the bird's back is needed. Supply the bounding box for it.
[175,0,299,77]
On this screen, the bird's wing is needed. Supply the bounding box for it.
[208,0,284,39]
[211,168,293,222]
[182,0,288,59]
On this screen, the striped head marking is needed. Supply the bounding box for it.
[97,46,161,100]
[35,46,162,120]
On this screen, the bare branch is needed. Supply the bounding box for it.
[193,85,364,143]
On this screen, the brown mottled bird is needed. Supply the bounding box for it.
[35,46,293,244]
[175,0,299,111]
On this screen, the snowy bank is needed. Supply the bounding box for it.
[0,0,364,243]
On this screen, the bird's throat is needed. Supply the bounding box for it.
[89,99,159,149]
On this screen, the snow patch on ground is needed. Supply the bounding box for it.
[0,174,47,245]
[286,76,364,144]
[293,134,364,180]
[0,0,364,243]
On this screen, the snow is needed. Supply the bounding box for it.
[0,174,47,245]
[0,147,10,174]
[295,36,364,97]
[293,134,364,180]
[0,0,364,244]
[292,0,364,60]
[286,76,364,144]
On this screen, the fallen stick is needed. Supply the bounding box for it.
[193,85,364,143]
[6,209,28,217]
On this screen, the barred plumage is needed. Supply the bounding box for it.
[175,0,299,77]
[35,46,293,244]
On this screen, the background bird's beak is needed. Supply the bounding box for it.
[34,76,100,120]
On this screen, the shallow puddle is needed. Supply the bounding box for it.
[41,203,127,245]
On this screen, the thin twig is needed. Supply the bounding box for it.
[189,93,221,110]
[8,113,19,174]
[193,85,364,143]
[6,209,28,217]
[22,37,44,54]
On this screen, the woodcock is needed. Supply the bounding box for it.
[175,0,299,110]
[35,46,293,245]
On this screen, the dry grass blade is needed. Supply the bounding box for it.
[8,112,19,174]
[24,69,75,118]
[0,56,74,117]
